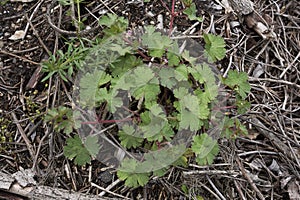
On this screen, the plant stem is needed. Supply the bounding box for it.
[76,0,81,31]
[169,0,176,35]
[160,0,178,36]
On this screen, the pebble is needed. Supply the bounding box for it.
[146,11,155,17]
[98,171,113,183]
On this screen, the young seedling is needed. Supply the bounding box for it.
[160,0,202,35]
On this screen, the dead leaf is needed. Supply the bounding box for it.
[288,180,300,199]
[12,168,36,187]
[9,30,25,40]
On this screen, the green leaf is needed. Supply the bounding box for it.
[84,135,100,157]
[99,13,118,27]
[223,70,251,99]
[142,25,172,57]
[117,170,150,188]
[183,3,202,22]
[58,0,72,6]
[181,184,189,195]
[192,134,219,165]
[110,43,132,56]
[44,106,74,135]
[203,33,226,62]
[110,54,143,77]
[140,105,167,139]
[190,63,216,84]
[181,0,193,7]
[236,99,251,114]
[99,13,128,30]
[95,88,111,105]
[140,144,186,172]
[117,158,150,188]
[64,135,91,166]
[182,94,199,113]
[167,52,180,66]
[182,50,197,66]
[98,14,128,37]
[79,70,111,108]
[173,86,190,100]
[147,122,175,142]
[119,125,144,148]
[153,167,168,177]
[198,102,210,119]
[175,64,189,80]
[172,155,188,167]
[158,68,178,88]
[132,66,156,86]
[221,117,248,139]
[179,109,203,131]
[133,84,160,109]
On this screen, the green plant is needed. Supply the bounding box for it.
[0,117,13,152]
[203,33,226,62]
[221,116,248,139]
[56,14,251,188]
[44,106,75,135]
[58,0,86,30]
[0,0,9,6]
[183,2,202,22]
[161,0,202,35]
[63,135,100,165]
[41,39,89,82]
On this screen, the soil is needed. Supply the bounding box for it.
[0,0,300,199]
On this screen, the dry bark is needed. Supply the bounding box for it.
[0,172,120,200]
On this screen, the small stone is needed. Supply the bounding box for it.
[146,11,155,18]
[230,21,240,29]
[98,171,113,184]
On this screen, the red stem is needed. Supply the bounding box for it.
[169,0,176,35]
[160,0,179,36]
